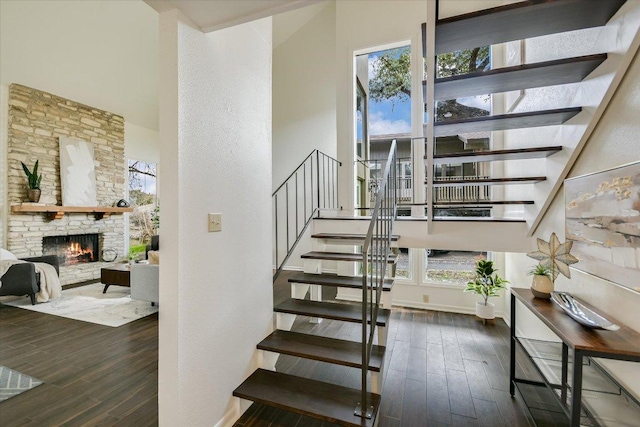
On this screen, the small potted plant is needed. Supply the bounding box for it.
[21,160,43,203]
[128,250,138,265]
[465,259,509,320]
[528,264,553,299]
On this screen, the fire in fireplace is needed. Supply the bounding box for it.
[43,234,100,266]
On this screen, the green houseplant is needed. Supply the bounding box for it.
[128,249,139,265]
[528,264,553,299]
[21,160,43,202]
[465,259,509,320]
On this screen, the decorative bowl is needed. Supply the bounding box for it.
[550,292,620,331]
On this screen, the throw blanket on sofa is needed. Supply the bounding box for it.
[0,260,62,302]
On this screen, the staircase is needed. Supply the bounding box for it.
[233,143,398,426]
[423,0,635,231]
[232,0,639,424]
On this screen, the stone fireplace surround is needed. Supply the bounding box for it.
[6,84,126,285]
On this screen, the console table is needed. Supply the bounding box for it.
[510,288,640,426]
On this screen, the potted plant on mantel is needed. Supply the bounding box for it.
[465,259,509,320]
[21,160,43,203]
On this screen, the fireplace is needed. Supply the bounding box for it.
[43,234,100,266]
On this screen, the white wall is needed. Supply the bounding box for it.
[336,0,427,213]
[505,49,640,399]
[125,122,160,164]
[272,2,337,271]
[158,11,273,426]
[272,1,337,188]
[0,0,158,131]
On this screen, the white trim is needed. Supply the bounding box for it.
[335,293,504,317]
[214,399,240,427]
[0,84,8,248]
[392,298,504,317]
[353,39,411,57]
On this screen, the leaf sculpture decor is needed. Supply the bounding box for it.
[527,232,579,282]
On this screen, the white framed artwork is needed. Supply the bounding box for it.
[59,137,97,206]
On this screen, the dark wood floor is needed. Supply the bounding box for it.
[0,301,158,426]
[1,272,537,427]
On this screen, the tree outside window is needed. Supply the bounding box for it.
[128,160,157,254]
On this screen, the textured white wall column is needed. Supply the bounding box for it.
[159,10,273,426]
[158,9,180,427]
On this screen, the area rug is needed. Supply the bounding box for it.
[1,283,158,327]
[0,365,43,402]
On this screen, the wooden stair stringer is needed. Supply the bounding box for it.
[525,5,640,236]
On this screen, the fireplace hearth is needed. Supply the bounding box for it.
[43,234,100,266]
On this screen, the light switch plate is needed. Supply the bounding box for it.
[208,213,222,232]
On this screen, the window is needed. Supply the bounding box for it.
[127,160,158,255]
[395,248,411,279]
[424,250,487,286]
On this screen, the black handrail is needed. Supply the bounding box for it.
[273,150,341,281]
[357,140,397,418]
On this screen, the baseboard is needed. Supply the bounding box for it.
[337,294,505,317]
[214,400,240,427]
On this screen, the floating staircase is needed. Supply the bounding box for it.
[233,230,395,426]
[234,143,397,425]
[424,0,630,224]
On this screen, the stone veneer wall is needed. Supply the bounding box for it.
[7,84,126,285]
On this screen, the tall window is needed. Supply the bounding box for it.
[359,45,412,212]
[128,160,157,255]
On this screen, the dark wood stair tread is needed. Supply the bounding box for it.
[301,251,397,264]
[312,233,399,241]
[434,107,581,137]
[258,330,384,372]
[274,298,391,327]
[435,0,627,54]
[432,146,562,164]
[233,369,380,427]
[288,272,393,292]
[431,176,546,186]
[433,54,606,100]
[434,200,534,206]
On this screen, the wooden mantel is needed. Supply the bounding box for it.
[11,204,134,220]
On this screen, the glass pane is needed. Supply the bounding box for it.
[395,248,411,279]
[356,89,365,158]
[424,250,487,285]
[128,160,158,257]
[426,45,493,219]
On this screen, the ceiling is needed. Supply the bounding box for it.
[144,0,325,33]
[0,0,159,130]
[0,0,520,132]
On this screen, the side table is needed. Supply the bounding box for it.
[101,264,131,293]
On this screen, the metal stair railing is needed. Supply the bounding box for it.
[357,140,397,418]
[272,150,341,281]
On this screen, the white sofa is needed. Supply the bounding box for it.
[130,263,159,305]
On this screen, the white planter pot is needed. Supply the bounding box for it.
[531,275,553,299]
[476,301,495,320]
